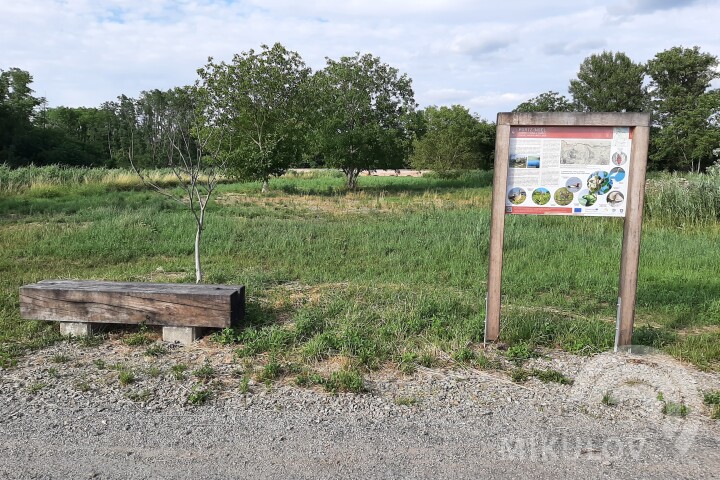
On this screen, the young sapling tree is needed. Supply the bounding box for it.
[127,84,226,283]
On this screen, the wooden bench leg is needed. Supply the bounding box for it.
[163,326,198,345]
[60,322,93,337]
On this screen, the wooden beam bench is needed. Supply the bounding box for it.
[19,280,245,345]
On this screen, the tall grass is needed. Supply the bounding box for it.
[0,164,228,195]
[645,172,720,227]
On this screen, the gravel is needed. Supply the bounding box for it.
[1,338,719,479]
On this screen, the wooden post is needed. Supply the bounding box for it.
[615,124,650,350]
[484,116,511,343]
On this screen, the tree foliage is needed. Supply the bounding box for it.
[647,46,720,172]
[198,43,311,191]
[0,68,45,165]
[3,42,719,175]
[312,53,417,188]
[513,91,573,113]
[569,51,647,112]
[410,105,494,173]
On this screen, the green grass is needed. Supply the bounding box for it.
[187,385,212,406]
[703,390,720,420]
[118,369,135,386]
[704,390,720,405]
[122,331,154,346]
[144,344,169,357]
[2,167,720,380]
[601,391,618,406]
[530,368,573,385]
[171,363,188,380]
[192,360,216,381]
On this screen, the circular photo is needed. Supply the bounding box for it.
[607,191,625,206]
[609,167,626,182]
[580,193,597,206]
[612,151,627,166]
[532,187,551,205]
[565,177,583,193]
[554,187,573,206]
[587,171,613,195]
[508,187,527,205]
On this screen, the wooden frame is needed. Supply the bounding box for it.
[484,112,651,350]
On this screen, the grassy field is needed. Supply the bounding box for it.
[1,167,719,376]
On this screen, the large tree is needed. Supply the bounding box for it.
[514,91,573,113]
[646,46,720,172]
[312,52,417,189]
[198,43,311,192]
[569,51,647,112]
[410,105,494,173]
[0,68,45,165]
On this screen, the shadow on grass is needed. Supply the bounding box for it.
[637,278,720,329]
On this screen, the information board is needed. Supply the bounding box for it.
[505,126,633,217]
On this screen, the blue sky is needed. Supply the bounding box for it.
[1,0,718,120]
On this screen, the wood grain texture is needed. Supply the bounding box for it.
[485,119,511,342]
[20,280,245,328]
[616,125,650,348]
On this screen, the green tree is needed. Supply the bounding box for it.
[513,91,573,112]
[0,67,45,165]
[569,51,647,112]
[646,46,720,172]
[45,106,113,165]
[312,52,417,189]
[198,43,311,192]
[103,95,146,167]
[410,105,494,173]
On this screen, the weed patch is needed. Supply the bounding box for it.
[601,391,618,406]
[171,363,188,380]
[187,385,212,406]
[144,344,169,357]
[192,360,215,381]
[118,369,135,386]
[395,396,419,406]
[530,368,573,385]
[127,389,153,402]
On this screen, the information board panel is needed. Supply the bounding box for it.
[505,126,633,217]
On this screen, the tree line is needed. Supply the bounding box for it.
[1,43,718,183]
[514,46,719,173]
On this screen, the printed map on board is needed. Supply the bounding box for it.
[560,140,611,165]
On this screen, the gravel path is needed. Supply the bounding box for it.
[1,339,718,479]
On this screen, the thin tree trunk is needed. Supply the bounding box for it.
[261,179,269,193]
[194,206,206,284]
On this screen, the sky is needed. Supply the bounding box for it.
[1,0,719,121]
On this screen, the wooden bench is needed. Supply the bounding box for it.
[19,280,245,345]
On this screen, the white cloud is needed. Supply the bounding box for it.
[543,39,607,56]
[606,0,702,17]
[1,0,718,120]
